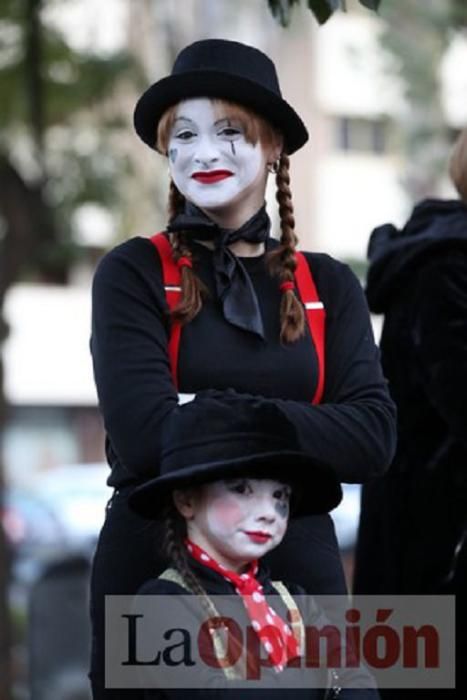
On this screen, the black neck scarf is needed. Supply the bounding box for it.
[167,202,271,339]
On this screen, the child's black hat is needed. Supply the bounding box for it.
[129,391,342,519]
[133,38,308,155]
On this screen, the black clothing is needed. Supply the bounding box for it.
[89,488,166,699]
[136,561,320,699]
[127,390,343,520]
[353,198,467,698]
[90,235,396,698]
[167,202,271,337]
[365,198,467,315]
[134,559,380,699]
[91,236,396,490]
[354,199,467,594]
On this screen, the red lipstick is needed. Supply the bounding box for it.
[244,531,272,544]
[191,170,233,184]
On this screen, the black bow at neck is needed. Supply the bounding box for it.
[167,202,271,338]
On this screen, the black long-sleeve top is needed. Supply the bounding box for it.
[135,559,380,699]
[90,235,396,489]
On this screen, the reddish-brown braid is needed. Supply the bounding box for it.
[162,505,258,672]
[267,153,306,343]
[167,180,208,324]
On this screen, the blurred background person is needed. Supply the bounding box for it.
[353,128,467,698]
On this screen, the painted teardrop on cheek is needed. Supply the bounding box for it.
[275,500,289,520]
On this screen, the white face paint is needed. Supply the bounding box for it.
[184,478,291,572]
[168,98,270,225]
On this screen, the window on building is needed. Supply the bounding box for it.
[336,117,387,154]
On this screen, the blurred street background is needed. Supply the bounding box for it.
[1,1,467,698]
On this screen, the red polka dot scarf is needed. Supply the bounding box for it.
[185,538,300,671]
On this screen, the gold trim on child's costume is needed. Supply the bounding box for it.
[157,568,305,680]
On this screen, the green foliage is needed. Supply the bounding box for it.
[43,39,135,124]
[0,4,138,128]
[359,0,381,11]
[448,0,467,28]
[378,0,467,197]
[0,0,143,279]
[308,1,341,25]
[267,0,381,26]
[343,257,368,281]
[267,0,301,27]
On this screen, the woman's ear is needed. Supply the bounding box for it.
[172,489,197,519]
[271,132,284,163]
[266,135,283,173]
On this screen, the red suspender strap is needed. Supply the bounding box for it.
[150,233,182,389]
[149,234,325,403]
[294,252,326,405]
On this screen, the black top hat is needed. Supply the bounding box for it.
[133,39,308,155]
[128,390,342,520]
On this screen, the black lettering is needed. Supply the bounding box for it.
[121,614,162,666]
[162,628,196,667]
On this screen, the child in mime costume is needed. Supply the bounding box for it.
[128,391,380,699]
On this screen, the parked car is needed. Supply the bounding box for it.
[4,462,112,603]
[33,462,112,552]
[4,464,112,699]
[2,488,64,553]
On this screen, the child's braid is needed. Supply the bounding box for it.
[162,506,257,675]
[163,507,219,620]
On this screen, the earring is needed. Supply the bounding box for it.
[267,158,280,174]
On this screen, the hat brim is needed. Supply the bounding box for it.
[128,451,342,520]
[133,71,309,155]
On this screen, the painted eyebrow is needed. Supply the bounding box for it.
[173,117,241,127]
[173,117,196,125]
[216,119,245,130]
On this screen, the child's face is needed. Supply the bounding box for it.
[174,477,291,573]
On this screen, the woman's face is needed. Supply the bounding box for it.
[167,98,276,225]
[174,477,291,572]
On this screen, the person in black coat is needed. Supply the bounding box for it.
[353,128,467,698]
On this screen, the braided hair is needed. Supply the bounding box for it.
[163,505,219,615]
[167,180,208,324]
[162,502,258,674]
[266,152,306,342]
